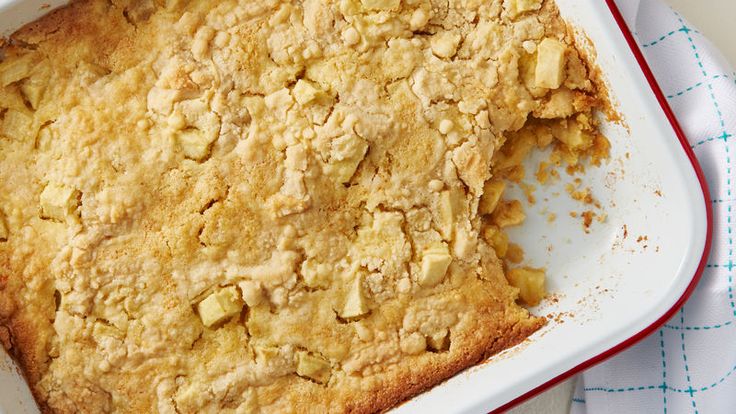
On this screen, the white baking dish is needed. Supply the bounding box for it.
[0,1,711,413]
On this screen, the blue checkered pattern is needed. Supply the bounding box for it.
[571,1,736,413]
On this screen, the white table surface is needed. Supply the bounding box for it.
[508,1,736,413]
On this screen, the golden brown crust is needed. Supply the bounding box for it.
[346,318,544,414]
[0,0,607,412]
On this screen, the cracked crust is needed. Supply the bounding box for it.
[0,0,606,412]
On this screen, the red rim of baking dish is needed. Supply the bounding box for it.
[491,1,714,413]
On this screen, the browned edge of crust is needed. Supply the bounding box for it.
[0,319,52,413]
[349,318,546,414]
[0,309,545,414]
[562,19,620,125]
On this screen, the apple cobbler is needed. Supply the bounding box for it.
[0,0,608,412]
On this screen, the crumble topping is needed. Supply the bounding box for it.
[0,0,607,412]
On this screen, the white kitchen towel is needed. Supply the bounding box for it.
[571,1,736,413]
